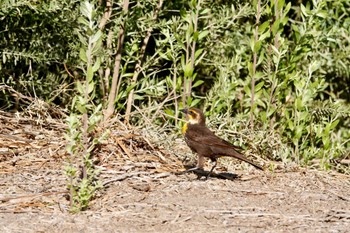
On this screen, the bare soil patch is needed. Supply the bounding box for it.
[1,112,349,232]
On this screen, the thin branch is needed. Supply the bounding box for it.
[173,66,178,125]
[124,0,164,123]
[99,0,112,30]
[105,0,129,121]
[99,0,113,99]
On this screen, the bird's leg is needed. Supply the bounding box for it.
[181,155,205,174]
[206,160,217,180]
[196,154,205,169]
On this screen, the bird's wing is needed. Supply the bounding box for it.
[186,124,264,170]
[186,125,243,150]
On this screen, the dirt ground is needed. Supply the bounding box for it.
[1,111,350,232]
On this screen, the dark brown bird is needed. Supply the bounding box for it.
[181,107,263,176]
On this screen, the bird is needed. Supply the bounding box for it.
[181,107,263,177]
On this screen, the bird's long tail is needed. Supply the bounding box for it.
[227,150,264,170]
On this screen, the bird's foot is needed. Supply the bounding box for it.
[181,166,205,174]
[180,167,213,180]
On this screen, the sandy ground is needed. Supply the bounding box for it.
[1,161,350,232]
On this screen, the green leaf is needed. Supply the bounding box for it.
[248,62,253,77]
[295,97,303,110]
[244,84,251,96]
[76,102,87,114]
[79,48,87,63]
[258,21,270,34]
[185,24,193,43]
[92,57,101,72]
[259,31,270,41]
[190,98,201,107]
[198,30,209,41]
[281,16,289,26]
[300,4,309,17]
[184,63,193,78]
[330,119,340,130]
[87,66,93,82]
[272,19,281,36]
[194,48,204,60]
[91,30,102,43]
[159,51,170,61]
[316,10,328,18]
[308,61,319,74]
[255,81,265,92]
[78,16,89,27]
[76,30,87,45]
[250,36,255,52]
[193,31,199,41]
[125,83,137,94]
[200,8,210,15]
[180,9,187,20]
[260,111,267,123]
[92,37,102,55]
[77,81,84,95]
[257,50,265,66]
[254,40,262,53]
[284,2,291,16]
[88,81,94,94]
[271,45,280,57]
[277,0,285,11]
[294,125,303,140]
[192,80,204,88]
[81,1,93,19]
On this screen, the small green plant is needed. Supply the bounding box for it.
[65,1,106,213]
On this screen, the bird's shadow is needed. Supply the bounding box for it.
[178,165,240,181]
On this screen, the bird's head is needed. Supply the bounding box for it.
[181,107,206,125]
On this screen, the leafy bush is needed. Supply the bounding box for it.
[1,0,349,185]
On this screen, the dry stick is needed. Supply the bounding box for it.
[0,191,68,202]
[104,30,114,94]
[173,66,178,125]
[63,63,75,78]
[98,0,112,30]
[124,0,164,124]
[99,0,113,98]
[274,0,281,50]
[103,171,149,187]
[250,0,261,129]
[105,0,129,121]
[204,210,318,221]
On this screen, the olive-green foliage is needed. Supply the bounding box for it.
[0,0,80,108]
[0,0,349,172]
[203,0,350,169]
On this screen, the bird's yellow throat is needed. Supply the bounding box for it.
[182,123,188,135]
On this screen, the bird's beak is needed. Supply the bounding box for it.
[180,109,188,114]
